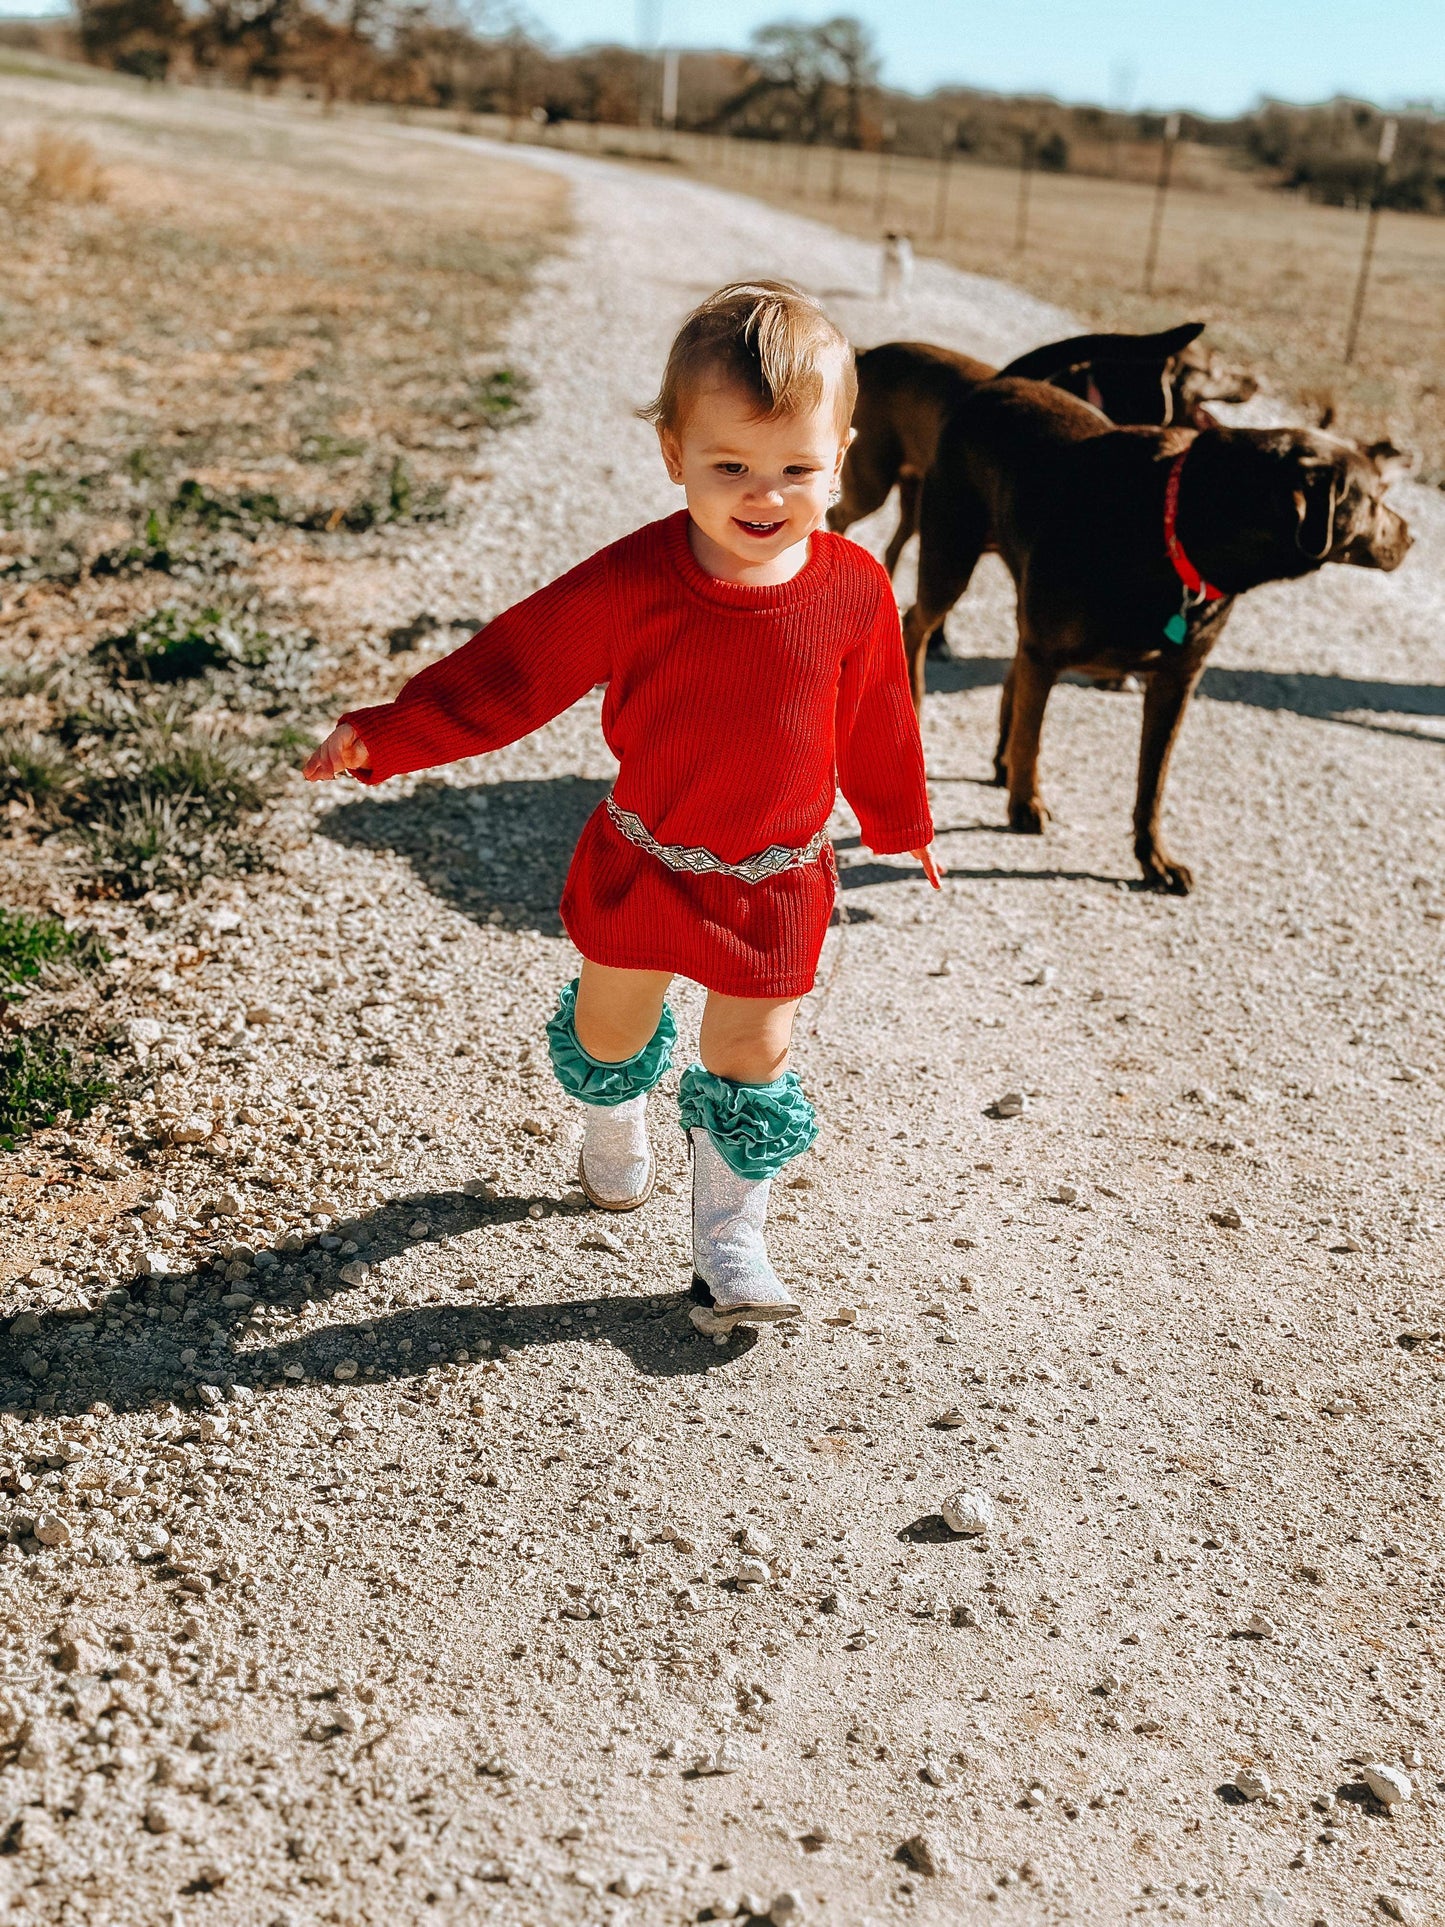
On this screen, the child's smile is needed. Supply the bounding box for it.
[657,377,849,587]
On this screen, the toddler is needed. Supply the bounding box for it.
[305,281,940,1334]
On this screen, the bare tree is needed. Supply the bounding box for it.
[815,14,877,146]
[189,0,305,88]
[77,0,185,80]
[740,14,879,143]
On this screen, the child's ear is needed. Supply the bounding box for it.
[657,425,685,486]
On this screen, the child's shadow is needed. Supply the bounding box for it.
[1,1186,752,1421]
[317,775,611,936]
[318,775,880,930]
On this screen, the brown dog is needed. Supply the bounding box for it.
[1040,335,1258,430]
[901,380,1411,892]
[830,322,1246,578]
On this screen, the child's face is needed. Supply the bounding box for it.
[659,379,849,570]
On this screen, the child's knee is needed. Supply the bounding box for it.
[546,977,676,1104]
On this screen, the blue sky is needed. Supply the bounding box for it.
[521,0,1442,117]
[3,0,1440,115]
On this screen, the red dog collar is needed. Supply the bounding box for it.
[1161,445,1224,643]
[1163,446,1223,602]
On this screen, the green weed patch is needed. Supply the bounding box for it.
[467,367,533,430]
[94,605,270,682]
[0,909,107,997]
[0,1026,111,1149]
[0,469,100,527]
[0,731,79,817]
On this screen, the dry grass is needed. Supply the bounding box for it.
[0,74,566,904]
[0,80,565,638]
[27,126,106,201]
[522,120,1445,485]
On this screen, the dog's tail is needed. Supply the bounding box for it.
[997,321,1205,382]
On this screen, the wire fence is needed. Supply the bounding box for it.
[427,108,1442,480]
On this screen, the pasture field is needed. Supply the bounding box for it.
[515,118,1445,484]
[0,67,565,923]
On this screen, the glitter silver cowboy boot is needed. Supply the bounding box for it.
[546,980,675,1214]
[687,1127,801,1334]
[577,1093,654,1212]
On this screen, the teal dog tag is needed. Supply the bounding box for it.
[1163,610,1188,644]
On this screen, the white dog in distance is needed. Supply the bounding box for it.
[880,231,914,302]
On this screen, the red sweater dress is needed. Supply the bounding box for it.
[340,511,932,999]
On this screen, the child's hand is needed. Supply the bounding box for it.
[912,844,945,889]
[304,722,370,782]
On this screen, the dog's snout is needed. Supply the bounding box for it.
[1345,505,1413,571]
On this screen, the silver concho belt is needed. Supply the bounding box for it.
[605,795,829,886]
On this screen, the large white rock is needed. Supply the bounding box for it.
[941,1491,994,1535]
[1362,1762,1413,1806]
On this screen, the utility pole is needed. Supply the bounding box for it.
[874,118,895,222]
[933,118,956,240]
[660,44,678,155]
[1013,127,1036,253]
[1343,116,1398,365]
[506,29,524,141]
[635,0,660,129]
[1142,111,1181,295]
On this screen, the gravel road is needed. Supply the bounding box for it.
[3,124,1443,1927]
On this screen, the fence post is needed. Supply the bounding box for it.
[1142,111,1180,295]
[1343,116,1398,365]
[874,119,896,222]
[1013,128,1035,253]
[933,119,956,240]
[830,125,844,201]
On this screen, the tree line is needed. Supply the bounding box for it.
[12,3,1443,212]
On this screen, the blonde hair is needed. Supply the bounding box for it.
[642,280,856,439]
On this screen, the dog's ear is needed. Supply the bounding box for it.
[1159,320,1207,357]
[1364,438,1415,483]
[1291,455,1344,561]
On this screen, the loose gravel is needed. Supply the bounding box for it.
[1,116,1443,1926]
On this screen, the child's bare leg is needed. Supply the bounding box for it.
[683,991,816,1332]
[547,962,676,1212]
[573,961,673,1062]
[698,992,800,1084]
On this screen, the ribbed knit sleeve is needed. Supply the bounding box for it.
[338,547,615,785]
[834,574,934,855]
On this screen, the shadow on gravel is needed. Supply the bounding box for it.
[897,1513,985,1546]
[929,651,1445,742]
[315,774,612,935]
[318,772,897,921]
[1199,665,1445,741]
[0,1185,747,1420]
[839,859,1128,889]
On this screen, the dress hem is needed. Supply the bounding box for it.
[562,930,821,1001]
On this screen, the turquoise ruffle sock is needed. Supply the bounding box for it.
[676,1063,818,1181]
[545,977,677,1106]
